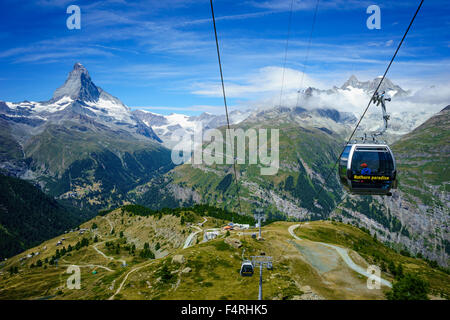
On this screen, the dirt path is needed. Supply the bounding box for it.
[108,261,155,300]
[110,217,210,299]
[60,263,113,272]
[198,217,207,226]
[183,218,207,249]
[103,216,114,234]
[93,240,126,266]
[288,224,392,288]
[288,224,302,240]
[183,226,202,249]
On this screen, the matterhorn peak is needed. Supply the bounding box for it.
[52,62,100,102]
[74,62,84,68]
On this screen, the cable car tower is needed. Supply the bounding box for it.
[254,208,264,240]
[251,255,273,300]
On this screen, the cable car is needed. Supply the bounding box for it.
[240,260,254,277]
[339,143,397,196]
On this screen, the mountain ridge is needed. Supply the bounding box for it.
[0,63,173,212]
[2,62,161,142]
[0,63,447,266]
[136,105,449,266]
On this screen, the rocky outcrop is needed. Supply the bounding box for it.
[172,255,185,264]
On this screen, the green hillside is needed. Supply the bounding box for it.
[133,118,345,219]
[0,117,23,162]
[24,121,174,212]
[0,205,447,300]
[136,107,449,267]
[0,174,85,259]
[392,105,449,205]
[338,106,449,266]
[294,220,449,298]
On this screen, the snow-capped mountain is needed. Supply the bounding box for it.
[133,105,359,152]
[1,64,437,158]
[2,62,160,142]
[132,74,439,148]
[292,75,445,142]
[340,75,409,97]
[337,76,439,141]
[133,109,251,149]
[132,74,424,148]
[298,75,409,102]
[0,63,174,211]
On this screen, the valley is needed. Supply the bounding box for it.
[0,64,448,300]
[133,105,449,266]
[0,0,448,305]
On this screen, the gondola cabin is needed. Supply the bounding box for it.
[339,144,397,196]
[240,260,254,277]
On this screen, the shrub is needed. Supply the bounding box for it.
[386,273,429,300]
[157,265,174,283]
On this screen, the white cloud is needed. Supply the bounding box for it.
[191,66,323,99]
[248,0,375,11]
[190,64,449,122]
[35,0,73,7]
[291,84,448,116]
[406,84,450,106]
[131,105,226,114]
[13,48,113,63]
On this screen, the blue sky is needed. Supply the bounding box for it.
[0,0,448,115]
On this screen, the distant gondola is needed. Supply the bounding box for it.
[240,260,254,277]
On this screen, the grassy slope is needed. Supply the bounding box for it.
[0,207,225,299]
[1,206,448,300]
[116,222,385,300]
[392,107,450,205]
[294,221,449,298]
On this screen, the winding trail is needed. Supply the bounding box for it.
[183,226,202,249]
[288,224,392,288]
[103,216,114,234]
[110,217,210,299]
[288,225,302,241]
[199,217,208,226]
[60,263,113,272]
[109,261,153,300]
[183,218,207,249]
[93,240,126,266]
